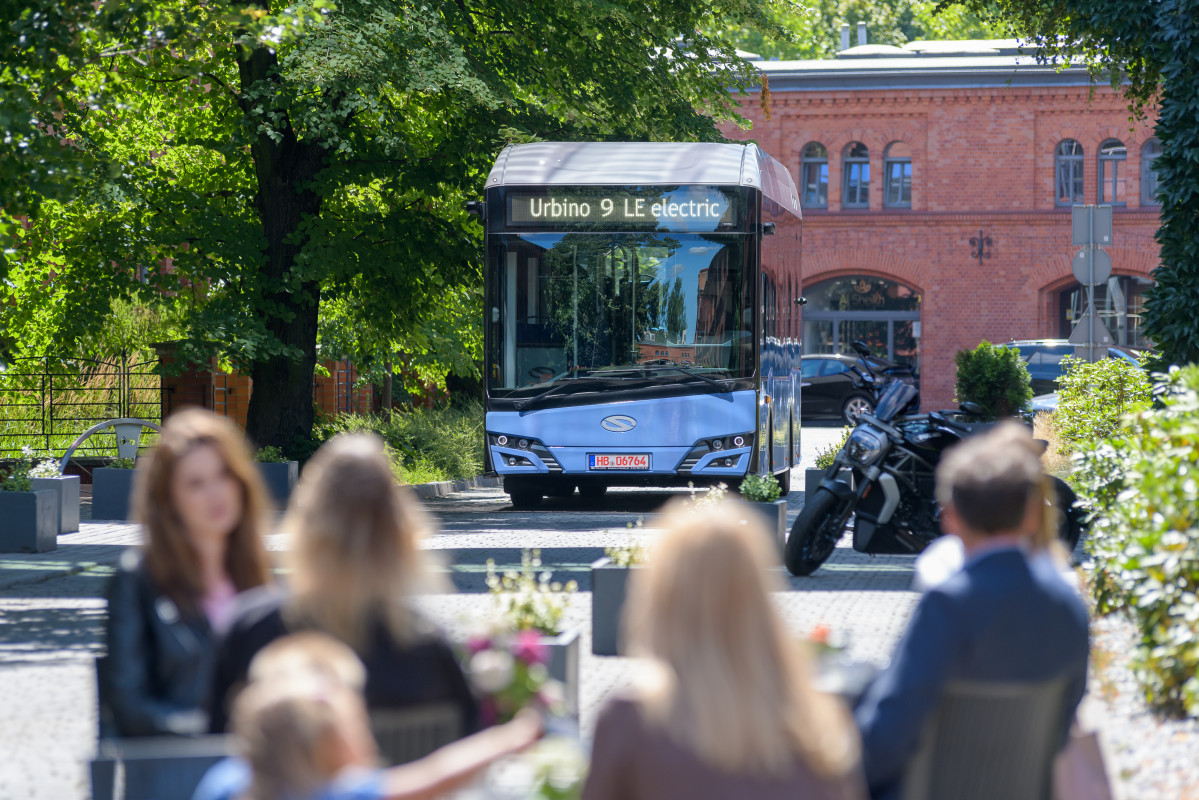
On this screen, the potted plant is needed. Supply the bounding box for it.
[591,537,647,657]
[92,457,139,521]
[255,445,299,507]
[806,427,853,495]
[28,453,80,535]
[486,550,580,716]
[0,448,57,553]
[739,472,788,554]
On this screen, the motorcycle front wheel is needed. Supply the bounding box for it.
[785,486,852,576]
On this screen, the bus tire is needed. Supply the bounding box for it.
[509,489,543,509]
[775,466,791,496]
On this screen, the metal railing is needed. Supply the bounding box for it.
[0,352,161,458]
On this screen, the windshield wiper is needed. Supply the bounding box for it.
[646,366,733,392]
[513,376,613,411]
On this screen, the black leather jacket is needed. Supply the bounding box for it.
[101,549,214,737]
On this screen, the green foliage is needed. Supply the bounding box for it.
[604,541,648,568]
[109,458,137,470]
[1054,356,1153,450]
[486,549,578,636]
[953,341,1033,420]
[740,472,782,503]
[943,0,1199,368]
[2,0,785,448]
[712,0,1002,60]
[254,446,289,464]
[814,427,853,470]
[1075,366,1199,716]
[0,447,35,492]
[314,404,484,484]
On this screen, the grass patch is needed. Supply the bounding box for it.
[314,404,484,484]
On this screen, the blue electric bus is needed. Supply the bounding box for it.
[479,142,803,507]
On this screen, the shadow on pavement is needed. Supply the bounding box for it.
[0,602,106,665]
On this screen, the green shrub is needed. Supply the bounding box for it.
[953,341,1033,421]
[814,428,852,471]
[254,445,289,463]
[314,403,483,484]
[1075,365,1199,717]
[740,472,781,503]
[109,457,137,469]
[1054,356,1153,451]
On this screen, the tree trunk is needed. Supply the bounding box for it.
[236,42,326,450]
[382,358,393,413]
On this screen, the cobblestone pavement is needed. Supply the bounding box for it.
[1,423,1192,799]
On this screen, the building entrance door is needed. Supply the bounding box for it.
[801,276,922,376]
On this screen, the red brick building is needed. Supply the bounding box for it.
[723,37,1161,410]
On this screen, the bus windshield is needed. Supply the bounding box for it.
[487,233,753,398]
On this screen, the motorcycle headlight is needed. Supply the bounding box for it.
[845,426,886,466]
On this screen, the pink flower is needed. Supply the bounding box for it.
[466,635,492,656]
[512,630,547,665]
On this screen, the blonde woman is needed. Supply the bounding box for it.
[208,434,476,734]
[582,499,866,800]
[195,634,541,800]
[103,409,273,737]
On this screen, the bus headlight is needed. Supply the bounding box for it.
[845,426,886,466]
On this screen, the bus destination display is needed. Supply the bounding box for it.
[506,188,738,231]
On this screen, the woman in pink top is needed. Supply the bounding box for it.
[583,498,867,800]
[102,409,273,736]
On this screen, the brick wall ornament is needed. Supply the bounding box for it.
[969,231,994,267]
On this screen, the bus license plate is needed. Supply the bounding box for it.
[588,454,650,471]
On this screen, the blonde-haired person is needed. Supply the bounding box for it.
[103,408,273,737]
[194,634,542,800]
[582,499,866,800]
[208,434,477,735]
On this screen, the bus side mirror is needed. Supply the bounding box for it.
[465,200,485,218]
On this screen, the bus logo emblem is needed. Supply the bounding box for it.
[601,415,637,432]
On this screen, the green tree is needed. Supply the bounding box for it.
[2,0,786,448]
[941,0,1199,368]
[712,0,1002,60]
[666,277,687,343]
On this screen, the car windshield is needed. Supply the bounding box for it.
[487,233,753,398]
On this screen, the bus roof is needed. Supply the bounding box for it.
[486,142,800,217]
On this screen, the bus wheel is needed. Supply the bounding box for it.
[509,489,543,509]
[775,466,791,496]
[578,482,607,499]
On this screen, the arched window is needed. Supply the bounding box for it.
[1142,138,1162,206]
[1098,139,1126,205]
[883,142,912,208]
[800,142,829,209]
[1055,140,1084,206]
[842,142,870,209]
[802,275,922,375]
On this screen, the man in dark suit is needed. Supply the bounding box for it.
[854,423,1090,800]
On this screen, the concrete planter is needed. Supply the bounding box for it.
[0,490,57,552]
[30,475,80,534]
[257,461,299,507]
[750,498,788,555]
[591,557,643,657]
[92,468,139,521]
[806,467,853,496]
[540,629,580,717]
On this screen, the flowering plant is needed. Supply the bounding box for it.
[685,481,728,508]
[465,629,565,726]
[29,456,62,478]
[806,624,848,661]
[486,549,577,636]
[605,517,648,567]
[0,446,35,492]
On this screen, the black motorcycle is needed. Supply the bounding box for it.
[784,342,1084,577]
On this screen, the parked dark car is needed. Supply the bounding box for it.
[1004,339,1146,396]
[800,353,915,424]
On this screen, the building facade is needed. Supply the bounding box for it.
[723,38,1161,411]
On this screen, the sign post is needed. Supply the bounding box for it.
[1069,205,1115,363]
